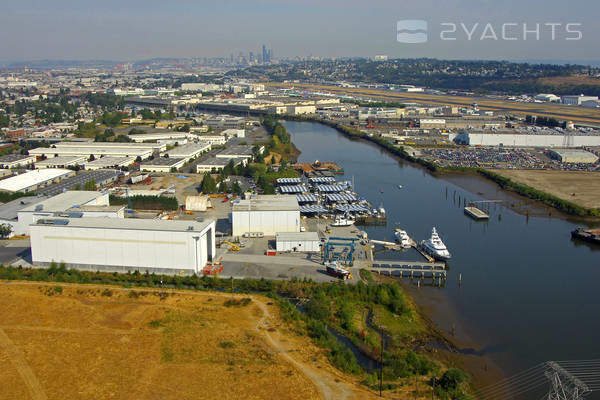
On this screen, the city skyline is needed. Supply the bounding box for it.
[1,0,599,64]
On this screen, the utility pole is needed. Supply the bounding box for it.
[379,327,383,397]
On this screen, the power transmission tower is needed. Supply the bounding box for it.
[545,361,591,400]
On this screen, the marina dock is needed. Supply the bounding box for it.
[464,206,489,220]
[370,261,447,280]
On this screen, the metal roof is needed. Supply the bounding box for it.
[0,196,46,220]
[141,157,185,167]
[276,177,302,185]
[336,204,370,213]
[296,194,319,203]
[32,216,214,233]
[278,185,308,194]
[300,205,327,214]
[309,177,336,183]
[165,142,211,157]
[325,193,358,202]
[315,184,344,193]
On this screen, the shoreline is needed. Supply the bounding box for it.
[281,115,600,222]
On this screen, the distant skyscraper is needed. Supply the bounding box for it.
[268,49,273,62]
[262,45,267,63]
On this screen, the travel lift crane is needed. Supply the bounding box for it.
[323,237,359,267]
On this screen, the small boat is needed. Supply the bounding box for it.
[326,261,351,280]
[398,185,403,189]
[394,229,411,248]
[420,227,452,261]
[571,228,600,244]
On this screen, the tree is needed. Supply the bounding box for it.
[88,154,95,162]
[218,181,229,193]
[439,368,469,392]
[232,181,243,195]
[0,223,12,239]
[84,179,97,191]
[200,173,217,193]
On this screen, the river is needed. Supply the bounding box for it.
[283,120,600,397]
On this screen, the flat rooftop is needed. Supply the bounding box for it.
[35,156,87,166]
[217,145,254,157]
[141,157,185,166]
[0,196,46,220]
[0,154,34,163]
[20,191,103,213]
[32,217,214,233]
[232,195,299,212]
[85,156,135,167]
[0,169,73,192]
[196,156,246,166]
[165,143,211,157]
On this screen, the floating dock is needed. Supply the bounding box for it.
[370,261,447,280]
[464,206,489,220]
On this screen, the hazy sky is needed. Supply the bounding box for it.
[1,0,598,63]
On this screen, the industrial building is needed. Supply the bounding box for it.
[275,232,320,252]
[196,156,247,173]
[55,141,166,153]
[221,129,245,138]
[562,95,599,106]
[216,145,256,160]
[231,195,300,237]
[0,190,123,236]
[0,154,36,169]
[140,157,186,172]
[36,156,87,169]
[548,149,599,164]
[128,132,191,143]
[195,135,227,145]
[30,217,216,275]
[0,169,75,193]
[84,156,135,170]
[164,143,211,162]
[451,131,600,148]
[29,146,153,160]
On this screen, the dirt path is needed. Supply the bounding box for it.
[252,298,355,400]
[0,326,48,400]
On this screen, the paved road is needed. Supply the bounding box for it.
[0,246,30,265]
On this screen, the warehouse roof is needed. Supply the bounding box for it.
[0,169,73,192]
[141,157,185,166]
[36,156,87,167]
[20,191,104,213]
[85,156,135,167]
[196,156,246,166]
[0,154,35,163]
[165,142,211,157]
[36,170,120,196]
[32,217,214,233]
[232,195,299,212]
[276,232,320,242]
[216,145,254,157]
[0,196,46,220]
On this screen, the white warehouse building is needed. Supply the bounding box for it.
[30,218,216,275]
[231,195,300,237]
[276,232,320,252]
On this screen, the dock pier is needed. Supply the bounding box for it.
[370,261,447,281]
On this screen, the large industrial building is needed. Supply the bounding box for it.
[164,142,211,162]
[196,156,247,173]
[84,156,135,170]
[451,131,600,148]
[35,156,87,169]
[0,154,36,169]
[231,195,300,237]
[0,169,75,193]
[140,157,186,172]
[30,217,216,275]
[548,149,599,163]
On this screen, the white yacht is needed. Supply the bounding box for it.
[331,214,354,227]
[394,229,411,248]
[420,227,451,260]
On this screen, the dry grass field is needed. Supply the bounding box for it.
[494,169,600,209]
[0,282,380,400]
